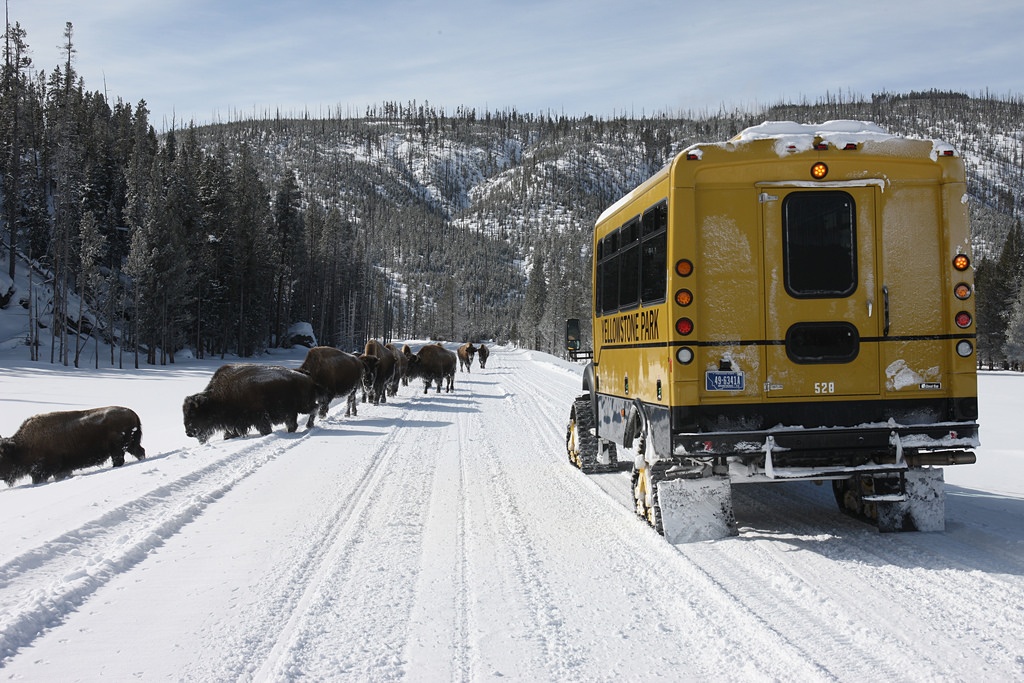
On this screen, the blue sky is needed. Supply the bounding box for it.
[11,0,1024,130]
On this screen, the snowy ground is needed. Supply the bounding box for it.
[0,343,1022,681]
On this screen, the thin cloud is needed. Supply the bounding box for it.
[11,0,1024,128]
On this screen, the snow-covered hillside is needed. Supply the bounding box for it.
[0,343,1021,681]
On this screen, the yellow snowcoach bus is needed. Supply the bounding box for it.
[566,121,979,542]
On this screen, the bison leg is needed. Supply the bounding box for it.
[346,392,357,417]
[285,413,299,433]
[112,454,125,467]
[305,411,316,429]
[256,415,274,436]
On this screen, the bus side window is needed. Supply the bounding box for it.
[641,201,667,304]
[600,231,620,314]
[618,218,641,309]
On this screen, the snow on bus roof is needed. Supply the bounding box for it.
[727,119,956,159]
[734,120,891,141]
[731,119,894,155]
[597,120,956,224]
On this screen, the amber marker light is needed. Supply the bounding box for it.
[676,259,694,277]
[675,289,693,306]
[953,254,971,271]
[810,162,829,180]
[954,283,972,300]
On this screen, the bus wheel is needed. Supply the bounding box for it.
[631,462,666,535]
[832,477,869,520]
[833,471,946,533]
[566,396,616,473]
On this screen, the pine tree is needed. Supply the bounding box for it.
[2,18,31,281]
[75,209,106,368]
[519,253,547,350]
[272,169,305,346]
[1004,284,1024,370]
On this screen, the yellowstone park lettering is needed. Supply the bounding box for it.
[602,310,660,345]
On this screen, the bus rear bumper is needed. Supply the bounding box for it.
[671,421,978,482]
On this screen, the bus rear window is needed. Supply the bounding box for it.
[783,191,856,298]
[785,322,860,364]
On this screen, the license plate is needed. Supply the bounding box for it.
[706,371,745,392]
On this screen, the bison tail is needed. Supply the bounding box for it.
[128,425,146,459]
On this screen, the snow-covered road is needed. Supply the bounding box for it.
[0,346,1021,681]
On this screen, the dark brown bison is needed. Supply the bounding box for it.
[457,342,477,372]
[406,343,457,394]
[183,364,327,444]
[385,342,409,391]
[0,406,146,486]
[477,343,490,369]
[362,339,398,405]
[299,346,378,418]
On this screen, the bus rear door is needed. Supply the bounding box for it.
[760,185,881,399]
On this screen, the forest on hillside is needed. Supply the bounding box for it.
[2,20,1024,367]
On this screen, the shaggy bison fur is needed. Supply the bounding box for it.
[299,346,378,418]
[183,364,327,444]
[386,342,409,391]
[406,343,457,394]
[457,342,477,372]
[0,406,146,486]
[362,339,399,405]
[477,343,490,369]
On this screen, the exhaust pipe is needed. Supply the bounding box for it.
[905,451,976,467]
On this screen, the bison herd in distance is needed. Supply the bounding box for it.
[1,341,490,488]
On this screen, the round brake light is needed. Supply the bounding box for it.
[676,318,694,335]
[955,311,973,329]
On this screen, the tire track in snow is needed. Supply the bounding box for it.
[493,359,825,681]
[735,483,1024,676]
[398,382,479,682]
[0,428,319,663]
[242,390,466,681]
[470,379,588,678]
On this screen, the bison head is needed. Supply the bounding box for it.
[0,437,27,487]
[182,393,215,444]
[358,354,379,394]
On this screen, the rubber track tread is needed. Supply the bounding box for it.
[566,395,617,473]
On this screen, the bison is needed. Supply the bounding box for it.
[457,342,477,372]
[183,364,327,444]
[299,346,378,418]
[406,343,457,394]
[385,342,409,391]
[0,406,146,486]
[477,343,490,369]
[362,339,398,405]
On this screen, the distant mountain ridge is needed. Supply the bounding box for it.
[184,93,1023,352]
